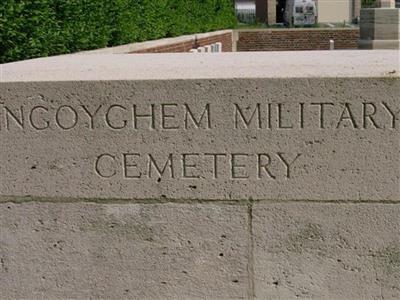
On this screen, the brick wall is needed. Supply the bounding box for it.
[237,28,359,51]
[80,28,358,55]
[131,32,233,53]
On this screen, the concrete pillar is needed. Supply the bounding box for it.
[353,0,361,21]
[267,0,277,25]
[232,30,239,52]
[358,1,400,49]
[255,0,276,25]
[379,0,396,7]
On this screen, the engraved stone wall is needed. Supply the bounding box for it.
[1,79,398,201]
[0,51,399,299]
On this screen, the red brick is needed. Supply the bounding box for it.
[237,29,359,51]
[131,33,232,54]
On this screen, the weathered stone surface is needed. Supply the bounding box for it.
[253,202,400,299]
[359,8,400,49]
[1,49,399,300]
[0,202,248,299]
[2,51,398,81]
[379,0,396,8]
[0,77,399,201]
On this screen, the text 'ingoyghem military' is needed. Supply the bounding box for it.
[0,101,398,131]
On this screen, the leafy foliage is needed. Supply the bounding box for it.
[362,0,378,7]
[0,0,236,63]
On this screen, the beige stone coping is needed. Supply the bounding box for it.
[1,50,398,82]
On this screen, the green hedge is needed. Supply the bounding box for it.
[0,0,236,63]
[362,0,378,7]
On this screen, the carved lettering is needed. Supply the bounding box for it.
[148,154,174,178]
[94,152,303,180]
[184,103,211,129]
[5,106,24,130]
[29,106,49,130]
[231,153,250,179]
[277,103,294,129]
[299,102,305,129]
[182,154,200,178]
[205,153,227,179]
[276,152,302,179]
[234,104,261,129]
[257,154,275,179]
[363,102,380,129]
[55,105,78,130]
[310,102,334,129]
[132,104,155,129]
[123,153,142,178]
[381,102,399,129]
[0,102,397,132]
[106,105,127,130]
[161,104,179,130]
[95,154,116,178]
[336,103,358,129]
[81,105,102,129]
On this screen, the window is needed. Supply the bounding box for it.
[295,6,304,13]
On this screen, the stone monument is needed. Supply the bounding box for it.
[358,0,400,49]
[0,51,399,299]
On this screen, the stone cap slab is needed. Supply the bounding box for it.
[1,50,399,82]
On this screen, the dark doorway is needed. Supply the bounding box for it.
[277,0,287,23]
[255,0,267,23]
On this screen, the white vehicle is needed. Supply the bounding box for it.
[285,0,318,27]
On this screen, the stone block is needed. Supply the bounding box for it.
[359,8,400,49]
[0,52,399,201]
[379,0,396,8]
[253,202,400,299]
[0,202,249,299]
[0,49,399,300]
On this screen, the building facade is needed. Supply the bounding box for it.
[255,0,361,24]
